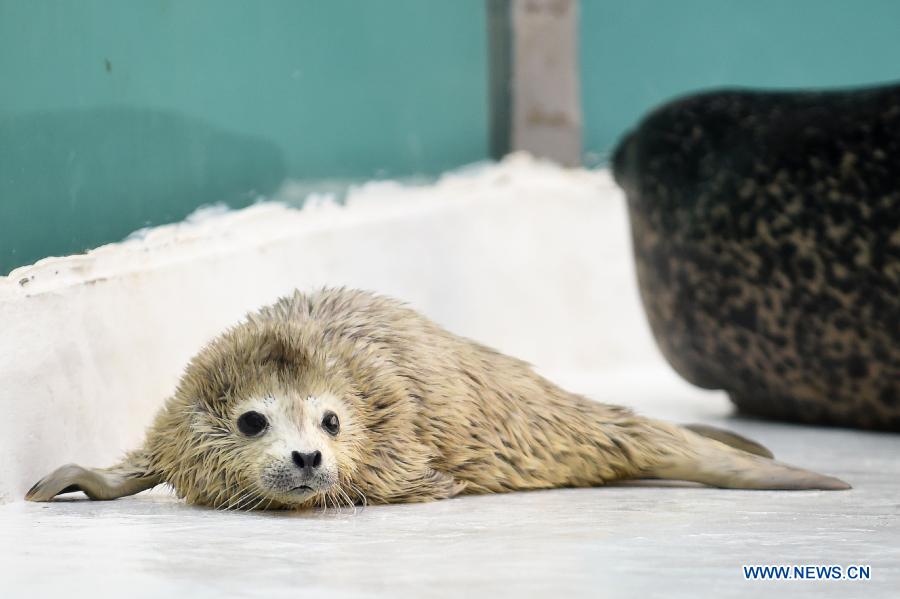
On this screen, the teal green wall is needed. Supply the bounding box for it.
[0,0,488,275]
[580,0,900,164]
[8,1,900,276]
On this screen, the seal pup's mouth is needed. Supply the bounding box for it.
[289,485,313,493]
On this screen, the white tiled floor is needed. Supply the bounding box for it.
[3,372,897,598]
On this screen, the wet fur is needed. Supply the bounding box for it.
[27,288,849,509]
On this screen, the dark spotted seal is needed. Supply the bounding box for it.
[613,82,900,431]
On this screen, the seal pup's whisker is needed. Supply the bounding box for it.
[246,493,269,512]
[349,482,368,509]
[232,491,258,512]
[337,486,356,513]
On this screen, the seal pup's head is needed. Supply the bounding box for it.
[25,291,458,509]
[151,319,374,510]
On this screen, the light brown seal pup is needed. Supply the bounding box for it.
[26,288,849,510]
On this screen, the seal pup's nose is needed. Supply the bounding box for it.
[291,450,322,476]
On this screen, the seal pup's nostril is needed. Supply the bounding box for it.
[292,450,322,474]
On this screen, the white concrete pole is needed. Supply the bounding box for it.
[510,0,583,166]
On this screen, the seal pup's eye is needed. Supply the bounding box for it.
[237,411,268,436]
[321,411,340,436]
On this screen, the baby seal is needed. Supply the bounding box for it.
[26,288,849,510]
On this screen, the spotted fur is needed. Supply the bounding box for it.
[614,83,900,431]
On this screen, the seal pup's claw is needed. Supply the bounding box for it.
[25,461,161,502]
[26,464,91,502]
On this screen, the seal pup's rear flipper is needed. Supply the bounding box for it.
[644,427,850,490]
[682,423,774,459]
[25,450,162,502]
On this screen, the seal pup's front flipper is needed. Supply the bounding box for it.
[25,449,162,502]
[644,425,850,490]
